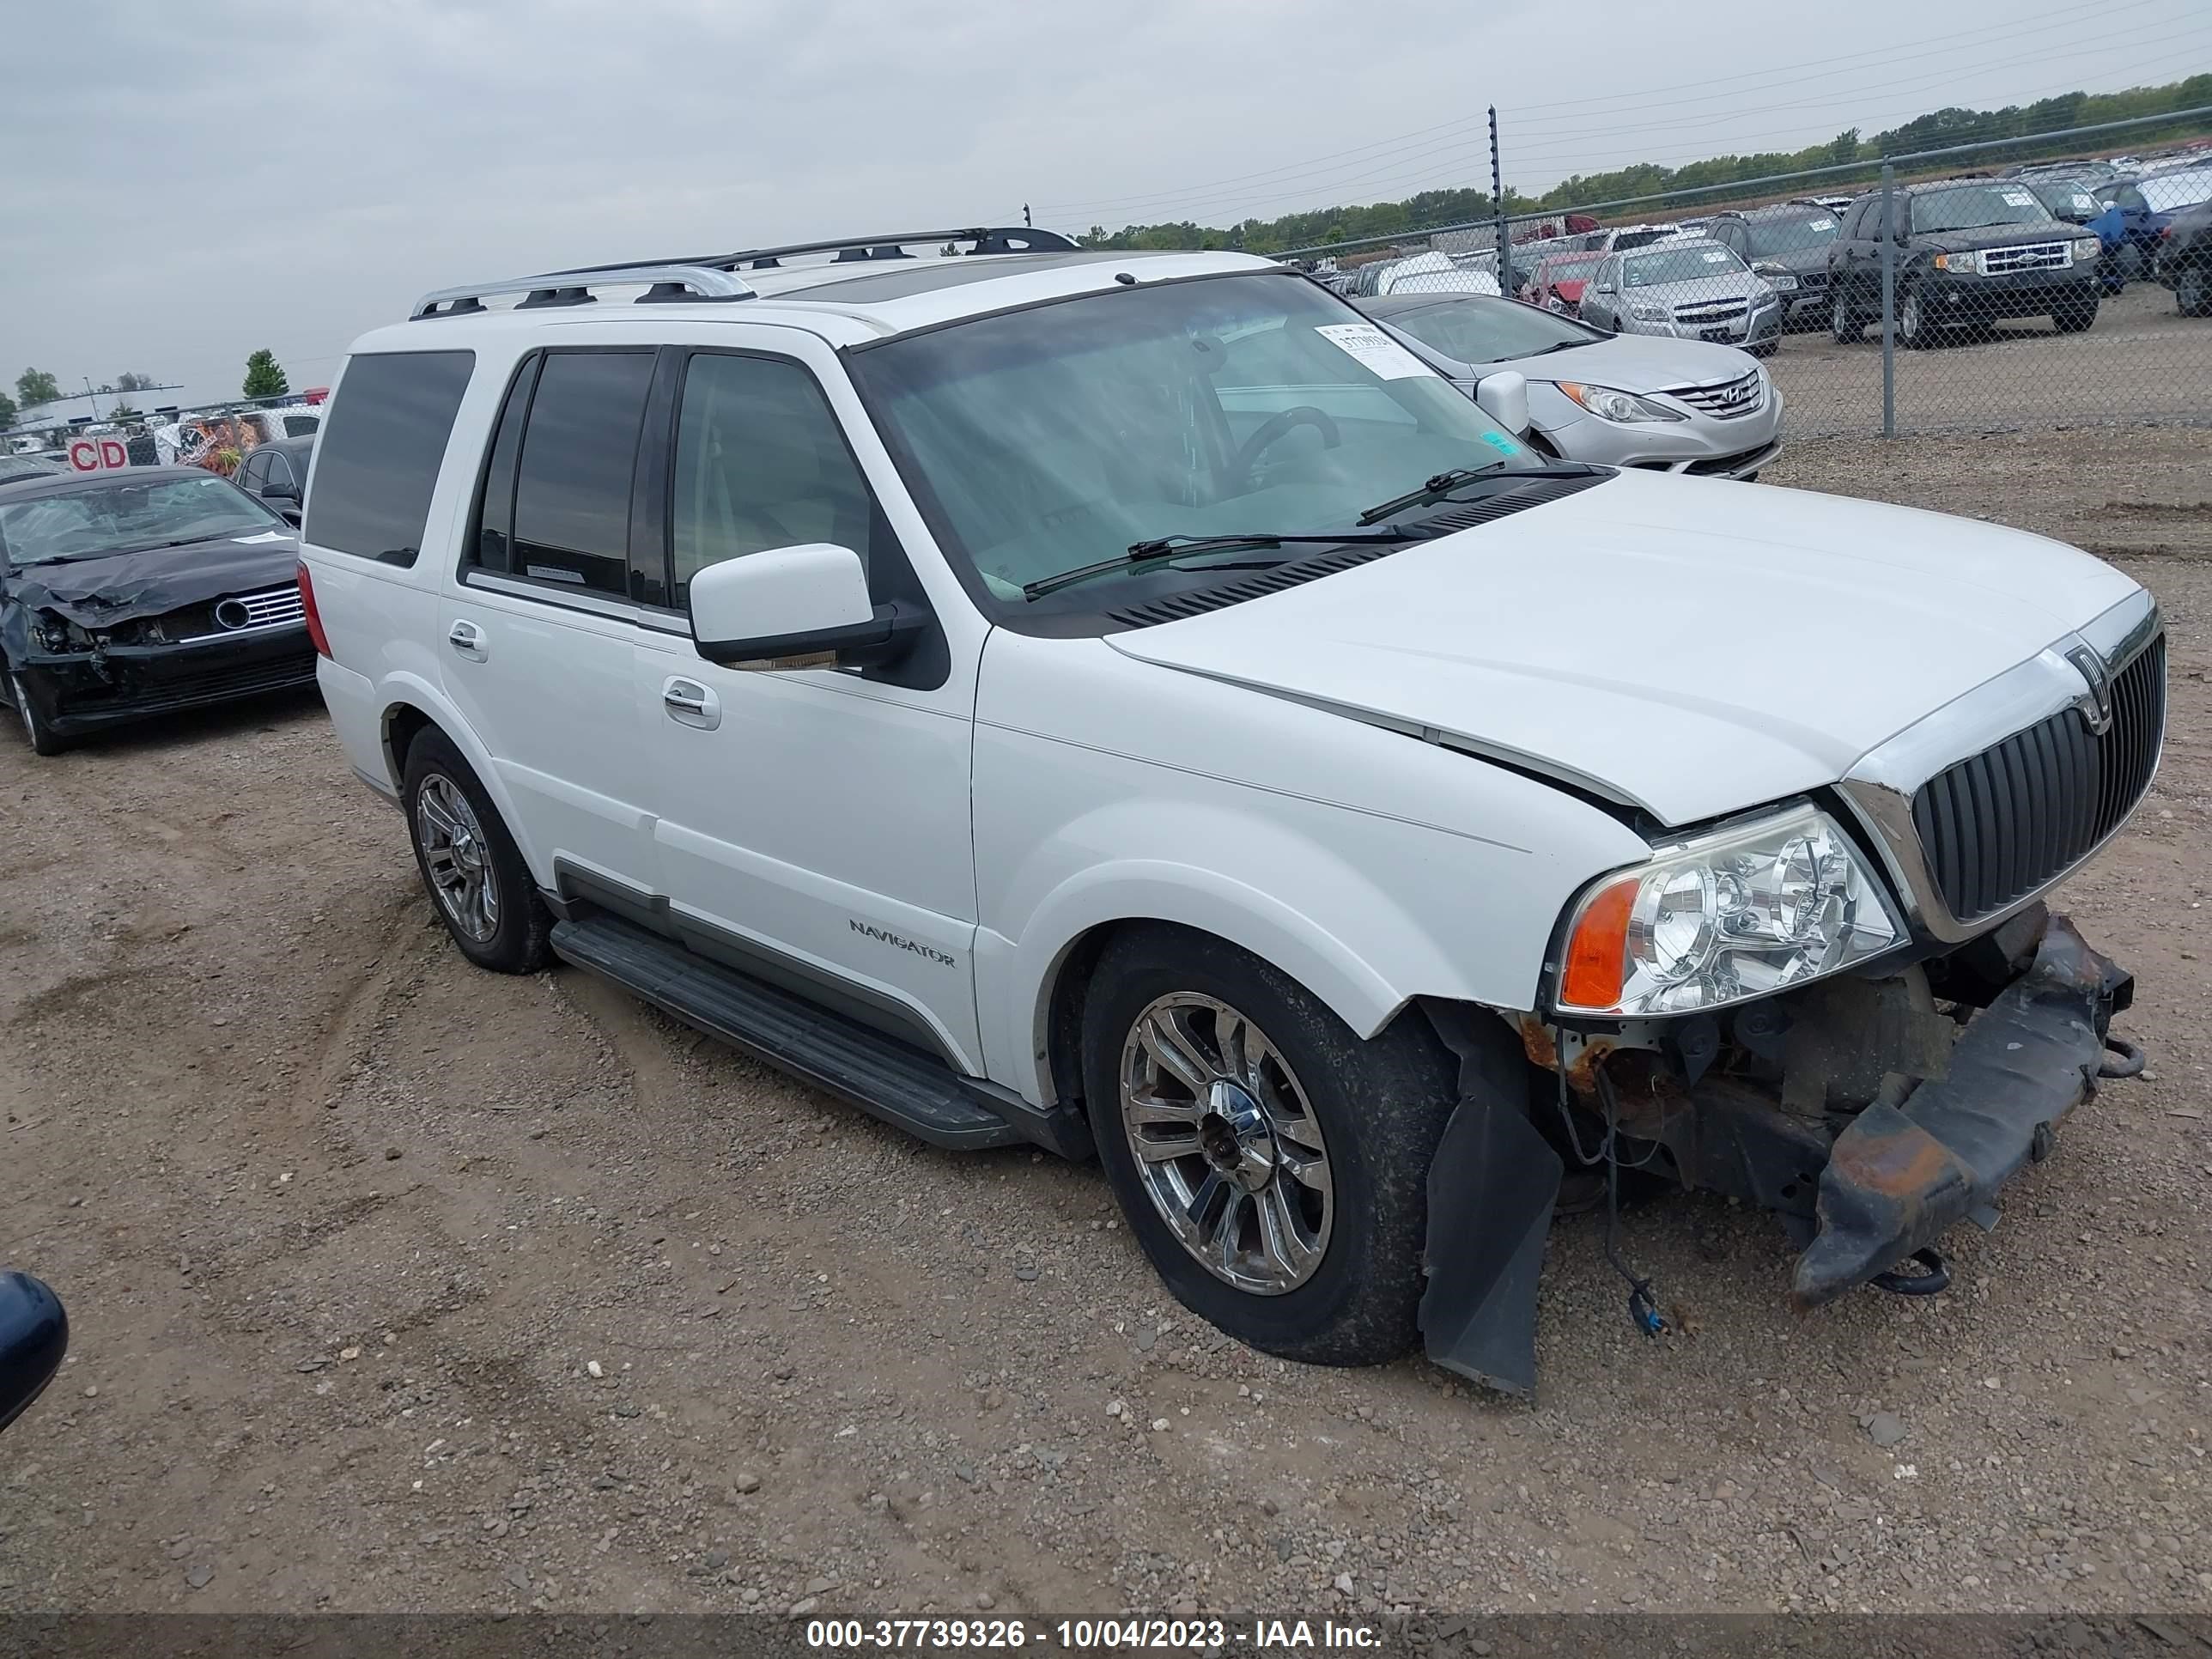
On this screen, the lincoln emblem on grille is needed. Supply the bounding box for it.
[2065,643,2114,736]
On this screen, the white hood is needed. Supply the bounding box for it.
[1105,470,2141,827]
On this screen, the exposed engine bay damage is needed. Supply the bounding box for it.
[1418,904,2139,1399]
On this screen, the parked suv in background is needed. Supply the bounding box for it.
[2155,198,2212,316]
[1827,179,2102,347]
[302,227,2160,1395]
[1702,203,1844,326]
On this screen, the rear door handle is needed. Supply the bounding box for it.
[662,677,720,730]
[447,619,486,660]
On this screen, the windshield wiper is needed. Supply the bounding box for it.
[1020,527,1428,601]
[1355,459,1606,526]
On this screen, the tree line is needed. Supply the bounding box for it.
[1078,74,2212,253]
[3,353,290,429]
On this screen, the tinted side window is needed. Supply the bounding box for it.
[669,353,876,605]
[470,355,540,576]
[306,349,474,566]
[508,350,655,596]
[236,452,268,491]
[265,454,296,491]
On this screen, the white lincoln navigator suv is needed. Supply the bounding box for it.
[300,228,2160,1395]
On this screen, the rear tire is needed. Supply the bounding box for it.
[9,673,68,757]
[401,727,551,974]
[1083,925,1459,1368]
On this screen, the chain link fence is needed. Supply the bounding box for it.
[1288,112,2212,440]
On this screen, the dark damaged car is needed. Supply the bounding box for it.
[1,467,318,755]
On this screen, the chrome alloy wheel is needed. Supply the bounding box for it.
[416,774,499,942]
[1118,994,1333,1295]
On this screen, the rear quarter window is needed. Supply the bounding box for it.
[304,350,475,567]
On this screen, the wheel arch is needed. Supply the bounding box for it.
[1001,860,1444,1114]
[373,675,548,881]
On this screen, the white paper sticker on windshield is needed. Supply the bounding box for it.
[1808,217,1836,230]
[1702,248,1729,262]
[230,530,289,544]
[2001,189,2036,207]
[1313,323,1435,380]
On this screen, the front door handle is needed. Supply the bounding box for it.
[662,677,720,731]
[447,619,487,660]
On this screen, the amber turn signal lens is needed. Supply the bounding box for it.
[1560,876,1637,1012]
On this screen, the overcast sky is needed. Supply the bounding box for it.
[3,0,2203,412]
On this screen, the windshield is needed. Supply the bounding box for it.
[2029,182,2100,219]
[1386,295,1600,364]
[849,271,1539,605]
[1744,215,1838,258]
[1611,228,1677,250]
[0,474,283,566]
[1909,185,2053,234]
[1625,244,1745,286]
[1540,256,1600,283]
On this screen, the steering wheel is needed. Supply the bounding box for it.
[1229,405,1340,484]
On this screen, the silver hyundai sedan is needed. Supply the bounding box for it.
[1363,291,1784,478]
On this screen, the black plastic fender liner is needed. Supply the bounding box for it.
[1791,912,2135,1310]
[1417,1006,1562,1401]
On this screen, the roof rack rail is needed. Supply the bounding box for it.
[410,264,754,322]
[557,225,1078,277]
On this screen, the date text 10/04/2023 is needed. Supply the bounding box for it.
[805,1618,1383,1650]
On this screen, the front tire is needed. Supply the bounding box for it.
[1083,925,1457,1368]
[9,673,68,757]
[1898,284,1932,349]
[2178,264,2212,319]
[2053,299,2098,333]
[1830,293,1863,343]
[401,728,551,974]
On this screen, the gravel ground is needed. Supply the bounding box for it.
[1762,283,2212,438]
[2,427,2208,1621]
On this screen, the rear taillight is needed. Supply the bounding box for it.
[297,559,331,659]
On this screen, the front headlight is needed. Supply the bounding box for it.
[2072,236,2101,261]
[1553,380,1688,423]
[1627,302,1669,323]
[1553,804,1904,1017]
[1931,251,1980,273]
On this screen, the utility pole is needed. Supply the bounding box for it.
[82,377,100,421]
[1489,106,1512,297]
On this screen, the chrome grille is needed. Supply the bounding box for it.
[1979,241,2070,275]
[1673,301,1747,323]
[1910,635,2165,922]
[1662,369,1765,419]
[179,584,304,641]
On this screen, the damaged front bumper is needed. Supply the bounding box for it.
[1790,910,2130,1307]
[1420,906,2137,1397]
[16,626,318,736]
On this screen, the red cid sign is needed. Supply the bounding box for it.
[66,436,131,473]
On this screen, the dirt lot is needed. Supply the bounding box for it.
[1763,283,2212,438]
[2,428,2208,1621]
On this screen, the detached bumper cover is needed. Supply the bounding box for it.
[1791,912,2130,1308]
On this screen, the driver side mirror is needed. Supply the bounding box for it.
[690,544,923,672]
[1474,370,1531,436]
[0,1271,67,1436]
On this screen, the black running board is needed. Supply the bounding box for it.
[551,913,1066,1154]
